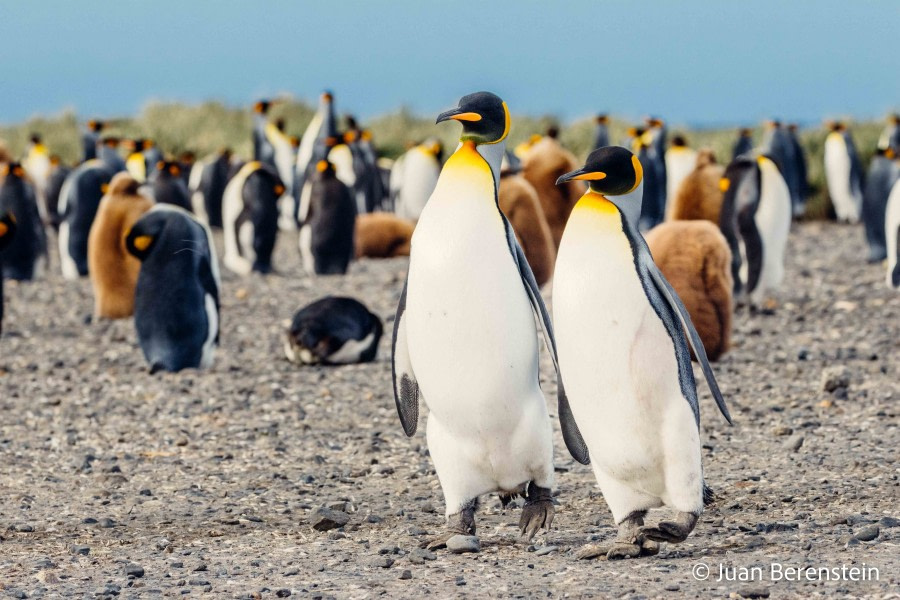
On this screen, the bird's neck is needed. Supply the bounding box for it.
[454,140,505,191]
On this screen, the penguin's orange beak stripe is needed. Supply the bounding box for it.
[571,172,607,181]
[449,112,482,122]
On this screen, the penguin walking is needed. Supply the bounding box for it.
[0,211,15,337]
[221,161,284,275]
[664,135,697,213]
[57,159,115,279]
[392,139,442,221]
[392,92,569,551]
[885,178,900,289]
[284,296,383,365]
[88,173,153,319]
[151,160,192,211]
[552,146,732,560]
[189,149,233,228]
[0,162,47,280]
[299,160,356,275]
[125,204,220,373]
[824,122,864,223]
[718,155,792,306]
[862,148,899,262]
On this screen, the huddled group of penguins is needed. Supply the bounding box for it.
[0,90,898,560]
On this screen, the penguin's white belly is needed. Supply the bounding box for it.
[824,135,860,222]
[885,179,900,289]
[753,158,792,301]
[554,207,697,503]
[397,151,439,220]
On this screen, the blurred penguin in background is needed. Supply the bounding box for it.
[252,100,277,167]
[221,161,284,275]
[786,124,808,214]
[58,158,116,279]
[346,116,385,213]
[645,117,668,214]
[878,114,900,155]
[498,168,556,287]
[0,210,14,337]
[392,139,443,221]
[291,91,337,228]
[665,135,697,208]
[823,121,864,223]
[152,160,192,211]
[299,159,356,275]
[862,148,899,262]
[23,134,51,221]
[513,133,542,161]
[355,212,415,258]
[592,114,610,149]
[124,139,152,183]
[732,128,753,160]
[44,156,70,229]
[668,149,725,224]
[760,120,802,217]
[82,120,104,163]
[0,162,47,280]
[96,137,126,173]
[636,136,663,230]
[189,148,233,228]
[522,133,584,248]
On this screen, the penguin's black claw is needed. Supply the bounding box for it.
[606,542,642,560]
[519,483,555,540]
[637,512,698,544]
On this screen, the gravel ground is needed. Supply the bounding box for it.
[0,221,897,599]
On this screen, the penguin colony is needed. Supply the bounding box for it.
[0,90,897,566]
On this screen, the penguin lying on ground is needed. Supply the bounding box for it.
[88,173,153,319]
[862,148,899,262]
[824,121,864,223]
[885,178,900,289]
[667,150,725,223]
[126,205,220,373]
[552,146,732,561]
[0,210,15,337]
[393,92,567,553]
[0,162,47,280]
[521,135,584,248]
[299,160,356,275]
[284,296,383,365]
[152,161,192,211]
[392,139,442,221]
[718,155,791,307]
[645,221,733,361]
[498,170,556,287]
[355,212,415,258]
[221,161,284,275]
[189,149,233,228]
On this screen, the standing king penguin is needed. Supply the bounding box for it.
[862,148,899,262]
[0,210,15,337]
[824,122,864,223]
[553,146,732,560]
[392,92,578,552]
[885,178,900,289]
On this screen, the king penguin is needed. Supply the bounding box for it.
[885,177,900,289]
[392,139,443,221]
[81,120,104,163]
[0,162,48,281]
[862,148,899,262]
[592,114,610,149]
[732,128,754,160]
[290,91,336,229]
[23,134,51,222]
[664,135,697,212]
[0,210,15,337]
[878,114,900,155]
[392,92,573,552]
[824,121,864,223]
[552,146,732,560]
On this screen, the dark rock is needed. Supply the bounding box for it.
[125,564,145,578]
[70,545,90,556]
[854,525,879,542]
[275,590,291,598]
[311,507,350,532]
[737,587,770,599]
[371,557,394,569]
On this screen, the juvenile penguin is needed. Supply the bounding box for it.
[885,178,900,289]
[189,148,232,228]
[57,159,115,279]
[392,139,443,221]
[521,135,584,248]
[152,161,192,211]
[221,161,284,275]
[664,135,697,210]
[498,171,556,287]
[824,122,864,223]
[0,162,47,280]
[668,150,725,223]
[552,146,732,560]
[125,204,220,373]
[0,210,14,336]
[299,160,356,275]
[284,296,383,365]
[718,155,792,306]
[862,148,899,262]
[87,173,153,319]
[392,92,571,551]
[355,212,415,258]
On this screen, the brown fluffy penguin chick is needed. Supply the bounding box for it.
[669,149,726,223]
[645,220,733,361]
[521,137,585,249]
[498,174,556,287]
[88,173,153,319]
[355,212,415,258]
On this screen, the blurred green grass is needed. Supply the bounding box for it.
[0,100,886,219]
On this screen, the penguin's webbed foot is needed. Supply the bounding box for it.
[637,511,698,544]
[519,482,555,540]
[422,503,477,550]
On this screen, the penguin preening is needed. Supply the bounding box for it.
[126,204,220,373]
[521,135,584,249]
[552,146,731,560]
[664,135,697,211]
[298,159,356,275]
[189,148,232,228]
[392,92,569,552]
[221,161,284,275]
[284,296,383,365]
[88,173,153,319]
[152,161,192,211]
[58,159,115,279]
[824,121,864,223]
[392,139,442,221]
[885,178,900,289]
[862,148,899,262]
[667,150,725,224]
[718,155,791,306]
[354,212,415,258]
[0,162,47,281]
[0,210,15,337]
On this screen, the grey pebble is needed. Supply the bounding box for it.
[310,507,350,532]
[737,587,770,599]
[821,366,850,392]
[407,548,437,564]
[371,557,394,569]
[275,590,291,598]
[535,546,558,556]
[447,534,480,554]
[125,564,145,578]
[399,569,412,580]
[879,517,899,528]
[854,525,879,542]
[70,545,90,556]
[785,435,804,452]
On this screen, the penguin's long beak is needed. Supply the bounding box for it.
[436,108,482,124]
[556,168,606,185]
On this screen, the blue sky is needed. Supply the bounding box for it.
[2,1,898,126]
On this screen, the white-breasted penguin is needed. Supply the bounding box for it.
[284,296,383,365]
[392,92,575,551]
[0,210,15,337]
[718,155,792,306]
[57,158,116,279]
[824,122,864,223]
[885,177,900,289]
[125,204,220,373]
[221,161,284,275]
[392,139,443,221]
[664,135,697,214]
[189,148,233,228]
[0,163,47,280]
[552,146,732,560]
[290,91,336,229]
[862,148,900,262]
[23,134,51,222]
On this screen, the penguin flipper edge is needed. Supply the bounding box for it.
[391,278,420,436]
[558,380,590,465]
[647,264,733,425]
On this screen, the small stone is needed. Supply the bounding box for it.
[371,557,394,569]
[664,584,680,592]
[785,435,804,452]
[407,548,437,564]
[446,535,480,554]
[194,563,208,572]
[879,517,899,528]
[155,538,171,551]
[99,518,116,528]
[407,526,427,537]
[820,367,850,393]
[139,489,153,496]
[854,525,879,542]
[125,564,145,578]
[311,507,350,532]
[188,579,210,586]
[82,518,98,524]
[275,590,291,598]
[71,545,90,556]
[737,587,770,599]
[282,568,299,576]
[455,576,466,586]
[534,546,558,556]
[14,523,34,532]
[399,569,412,580]
[772,426,793,436]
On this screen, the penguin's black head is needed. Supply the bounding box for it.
[787,123,799,133]
[29,133,42,145]
[556,146,643,196]
[101,136,119,148]
[545,125,560,140]
[126,138,147,152]
[739,128,752,137]
[436,91,510,145]
[275,118,286,132]
[254,100,271,114]
[1,162,26,180]
[125,214,164,261]
[88,120,105,132]
[156,160,182,178]
[827,121,845,132]
[345,114,359,131]
[671,135,687,148]
[0,210,16,252]
[316,160,335,178]
[596,114,608,125]
[645,117,664,128]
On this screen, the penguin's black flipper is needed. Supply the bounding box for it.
[646,264,733,425]
[558,379,590,465]
[391,277,420,437]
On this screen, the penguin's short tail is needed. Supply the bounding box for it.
[703,483,716,506]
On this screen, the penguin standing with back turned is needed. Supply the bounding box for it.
[552,146,732,560]
[392,92,573,552]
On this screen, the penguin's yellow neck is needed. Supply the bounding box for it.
[574,190,619,215]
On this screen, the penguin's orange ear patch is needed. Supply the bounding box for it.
[133,235,153,251]
[0,223,7,237]
[101,183,109,194]
[719,178,731,192]
[169,165,180,176]
[0,164,9,176]
[316,160,329,172]
[274,184,285,196]
[12,166,24,177]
